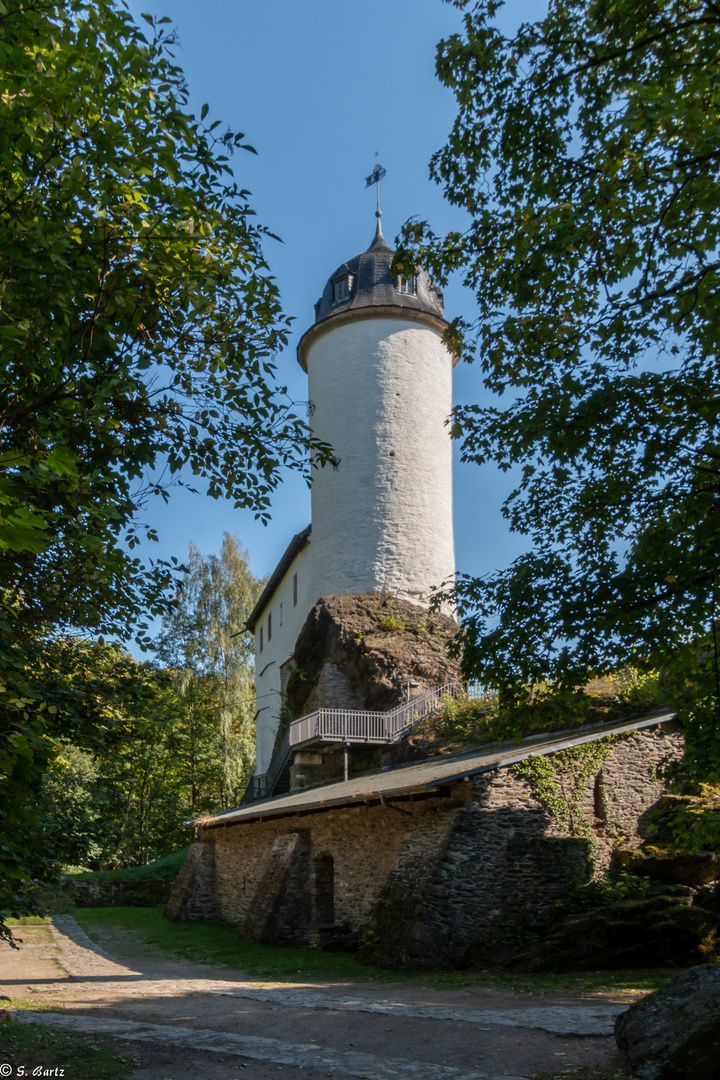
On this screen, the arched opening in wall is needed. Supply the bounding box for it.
[313,854,335,925]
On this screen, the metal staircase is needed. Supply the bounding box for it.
[242,679,469,804]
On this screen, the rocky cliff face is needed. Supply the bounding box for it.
[285,593,461,718]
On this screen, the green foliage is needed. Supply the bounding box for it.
[426,690,507,745]
[33,646,199,868]
[379,614,407,633]
[401,1,720,788]
[0,0,315,644]
[41,744,107,865]
[512,736,620,840]
[34,536,263,875]
[556,870,693,916]
[155,533,263,810]
[0,635,167,932]
[607,669,664,715]
[0,0,319,933]
[64,848,189,882]
[647,785,720,853]
[422,671,662,749]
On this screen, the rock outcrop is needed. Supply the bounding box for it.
[285,593,461,718]
[506,895,718,972]
[615,964,720,1079]
[616,845,719,886]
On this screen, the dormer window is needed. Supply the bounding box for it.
[397,274,417,295]
[333,275,352,303]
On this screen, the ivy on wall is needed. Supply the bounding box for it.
[512,736,622,839]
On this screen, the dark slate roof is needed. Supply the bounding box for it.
[312,218,445,325]
[245,525,311,632]
[198,708,678,828]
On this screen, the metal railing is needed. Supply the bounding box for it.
[243,679,473,804]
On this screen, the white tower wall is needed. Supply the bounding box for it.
[307,316,455,607]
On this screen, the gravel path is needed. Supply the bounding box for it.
[2,915,633,1079]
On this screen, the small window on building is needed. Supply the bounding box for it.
[267,612,272,642]
[293,572,298,607]
[397,274,417,295]
[279,602,283,627]
[259,626,263,653]
[333,275,352,303]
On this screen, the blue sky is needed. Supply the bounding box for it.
[123,0,546,627]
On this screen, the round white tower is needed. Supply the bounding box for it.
[298,219,458,609]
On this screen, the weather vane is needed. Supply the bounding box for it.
[365,153,387,219]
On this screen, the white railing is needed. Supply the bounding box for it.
[243,680,475,803]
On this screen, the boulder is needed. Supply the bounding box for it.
[286,593,461,717]
[616,845,719,886]
[695,881,720,918]
[508,895,718,971]
[615,964,720,1079]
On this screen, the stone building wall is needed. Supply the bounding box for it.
[164,840,218,922]
[170,721,685,969]
[393,722,686,967]
[210,790,466,940]
[590,724,684,859]
[63,876,174,908]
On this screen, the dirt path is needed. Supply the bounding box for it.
[1,916,632,1080]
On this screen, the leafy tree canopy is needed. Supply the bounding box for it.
[0,0,313,931]
[156,533,263,810]
[0,0,313,646]
[396,0,720,777]
[1,635,161,924]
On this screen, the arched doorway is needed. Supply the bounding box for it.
[313,854,335,925]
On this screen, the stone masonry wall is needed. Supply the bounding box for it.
[356,797,466,968]
[243,831,311,942]
[412,770,564,966]
[408,722,685,967]
[177,722,685,968]
[209,790,466,937]
[589,722,684,864]
[63,876,174,909]
[164,840,218,922]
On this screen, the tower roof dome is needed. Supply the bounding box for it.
[312,218,445,325]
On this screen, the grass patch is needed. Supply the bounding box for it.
[63,847,189,883]
[75,905,391,983]
[3,920,53,945]
[5,916,49,926]
[74,906,674,997]
[1,1018,131,1079]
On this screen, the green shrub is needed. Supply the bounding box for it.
[419,691,507,746]
[63,846,189,882]
[555,870,692,915]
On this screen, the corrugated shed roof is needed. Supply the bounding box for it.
[198,708,677,829]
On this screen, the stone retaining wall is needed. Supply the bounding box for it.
[62,876,174,908]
